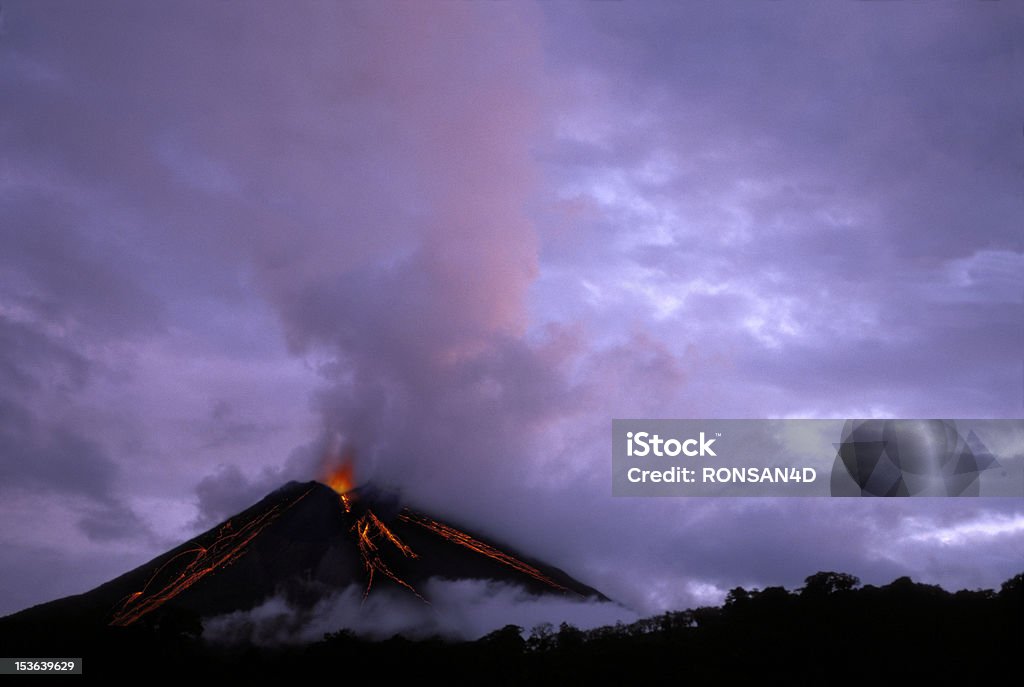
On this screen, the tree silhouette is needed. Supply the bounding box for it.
[801,570,860,596]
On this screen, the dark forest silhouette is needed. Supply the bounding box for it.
[3,570,1021,681]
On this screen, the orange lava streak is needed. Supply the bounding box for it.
[351,510,424,603]
[367,511,416,558]
[399,511,569,592]
[108,487,314,626]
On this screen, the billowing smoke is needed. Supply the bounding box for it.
[213,2,685,562]
[251,1,555,496]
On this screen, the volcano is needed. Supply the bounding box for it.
[0,480,606,648]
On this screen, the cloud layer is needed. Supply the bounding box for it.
[205,579,636,645]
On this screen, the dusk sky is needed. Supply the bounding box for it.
[1,1,1022,622]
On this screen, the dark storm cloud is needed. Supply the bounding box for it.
[0,415,114,500]
[192,464,263,528]
[77,500,148,543]
[0,316,145,543]
[191,459,303,528]
[0,389,149,545]
[0,101,157,543]
[0,199,165,353]
[0,315,89,401]
[191,438,333,527]
[0,409,148,544]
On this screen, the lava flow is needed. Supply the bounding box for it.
[323,460,424,602]
[352,509,424,601]
[322,459,570,601]
[398,510,569,592]
[108,486,314,627]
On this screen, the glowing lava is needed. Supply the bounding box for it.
[323,458,424,601]
[324,460,355,513]
[322,458,568,600]
[103,460,582,628]
[399,510,569,592]
[352,510,424,602]
[108,487,314,627]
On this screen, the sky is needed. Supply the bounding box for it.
[1,1,1022,622]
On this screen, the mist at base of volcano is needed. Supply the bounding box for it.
[203,578,636,645]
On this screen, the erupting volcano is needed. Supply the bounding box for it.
[322,461,574,606]
[0,461,606,644]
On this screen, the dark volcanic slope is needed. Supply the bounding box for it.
[360,494,607,601]
[0,482,353,635]
[0,480,605,644]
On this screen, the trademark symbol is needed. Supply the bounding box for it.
[715,433,722,438]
